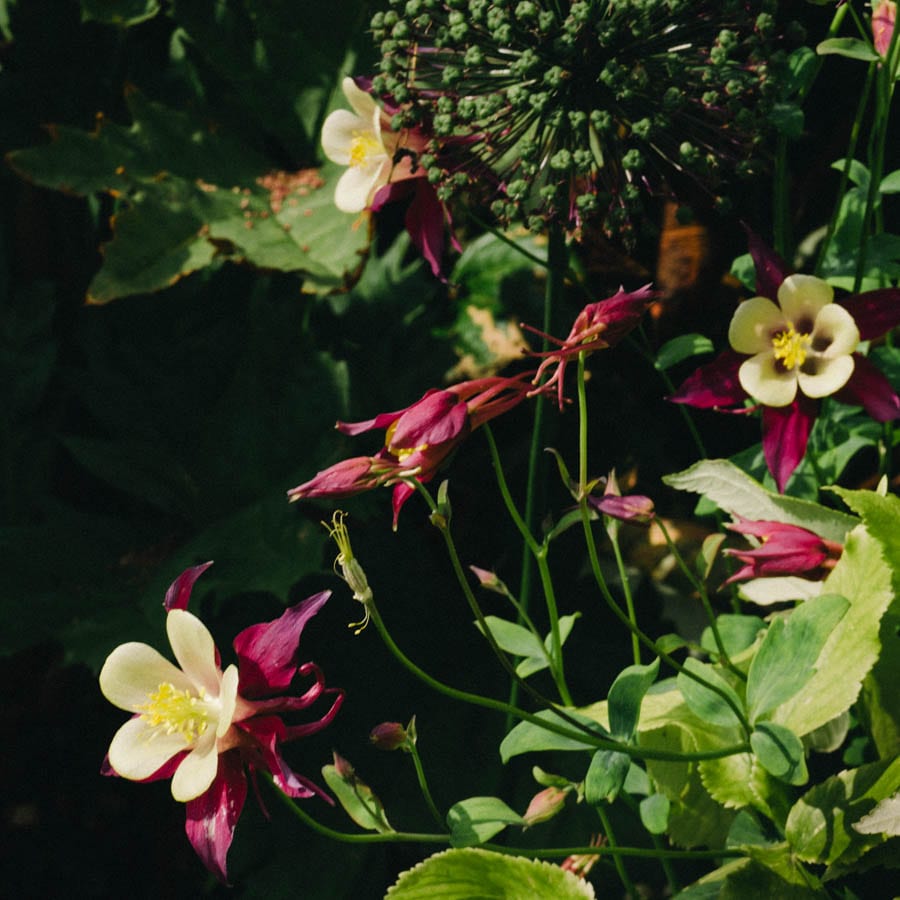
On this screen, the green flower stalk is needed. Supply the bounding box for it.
[373,0,785,240]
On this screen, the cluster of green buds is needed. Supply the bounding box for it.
[372,0,788,240]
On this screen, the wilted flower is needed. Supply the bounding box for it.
[99,563,342,881]
[322,510,373,633]
[289,374,534,527]
[723,518,843,585]
[873,1,897,57]
[671,234,900,491]
[526,285,655,408]
[372,0,783,237]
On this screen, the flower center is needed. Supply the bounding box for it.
[385,420,428,462]
[137,682,213,744]
[349,130,384,168]
[771,327,811,371]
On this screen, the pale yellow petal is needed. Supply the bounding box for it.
[216,665,240,736]
[107,715,188,781]
[167,609,221,697]
[334,162,385,213]
[171,731,220,802]
[798,354,855,398]
[100,642,193,712]
[728,296,785,354]
[342,76,378,120]
[810,304,860,357]
[777,274,833,328]
[739,352,798,407]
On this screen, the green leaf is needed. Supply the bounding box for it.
[699,751,789,823]
[607,657,660,741]
[80,0,161,26]
[478,616,544,658]
[746,594,849,722]
[654,333,714,371]
[831,158,871,193]
[772,529,894,737]
[786,757,900,865]
[321,763,394,834]
[701,615,765,659]
[640,793,671,835]
[385,848,597,899]
[730,253,756,291]
[663,460,857,543]
[584,750,630,805]
[500,710,607,762]
[751,722,808,786]
[816,37,881,62]
[880,170,900,194]
[677,658,744,728]
[696,532,726,582]
[769,102,804,140]
[854,791,900,836]
[446,797,523,848]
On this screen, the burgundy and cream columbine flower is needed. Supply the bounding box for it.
[321,76,452,278]
[671,235,900,491]
[289,374,534,528]
[525,285,655,409]
[99,563,343,882]
[723,518,843,585]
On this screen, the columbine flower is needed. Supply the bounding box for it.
[526,286,655,409]
[723,518,843,585]
[873,1,897,57]
[99,563,343,882]
[671,234,900,491]
[321,76,453,278]
[289,374,534,528]
[372,1,784,236]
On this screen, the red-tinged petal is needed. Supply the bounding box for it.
[100,745,187,782]
[164,562,214,612]
[286,456,382,500]
[233,591,331,697]
[838,288,900,341]
[405,180,447,280]
[337,409,409,436]
[184,751,247,884]
[745,228,790,299]
[281,688,345,741]
[669,350,746,408]
[249,662,326,714]
[237,716,332,802]
[389,391,468,451]
[835,354,900,421]
[761,397,817,493]
[391,481,417,530]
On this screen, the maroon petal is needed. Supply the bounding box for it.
[835,354,900,421]
[233,591,331,697]
[405,179,447,280]
[745,228,790,299]
[164,562,214,612]
[839,288,900,341]
[669,350,747,408]
[238,716,332,802]
[337,409,407,436]
[184,752,247,884]
[387,391,467,450]
[761,397,817,493]
[281,688,345,741]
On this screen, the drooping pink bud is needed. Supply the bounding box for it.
[873,1,897,57]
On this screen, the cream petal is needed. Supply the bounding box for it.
[342,76,378,120]
[739,352,799,407]
[810,304,860,357]
[100,642,193,712]
[728,296,786,354]
[798,354,855,398]
[107,715,189,781]
[171,731,220,802]
[321,109,366,165]
[216,665,240,737]
[334,162,385,213]
[777,274,833,327]
[167,609,222,697]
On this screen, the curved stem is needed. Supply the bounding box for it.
[408,742,444,829]
[595,804,635,896]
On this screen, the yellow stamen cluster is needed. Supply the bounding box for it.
[349,131,383,168]
[385,420,428,462]
[772,327,811,371]
[137,682,211,744]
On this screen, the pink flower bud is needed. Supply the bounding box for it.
[522,786,569,826]
[873,1,897,57]
[369,722,409,751]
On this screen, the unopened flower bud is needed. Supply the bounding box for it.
[873,1,897,57]
[469,565,510,596]
[369,721,409,751]
[522,785,570,827]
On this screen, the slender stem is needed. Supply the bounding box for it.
[368,597,749,762]
[620,791,680,894]
[580,504,752,736]
[595,804,635,896]
[408,742,444,829]
[534,544,573,705]
[609,530,641,666]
